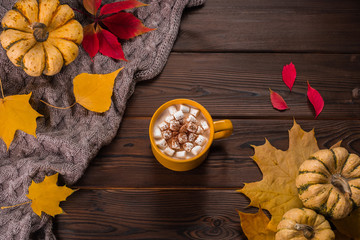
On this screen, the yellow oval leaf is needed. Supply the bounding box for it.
[0,93,42,149]
[26,173,76,217]
[73,67,123,113]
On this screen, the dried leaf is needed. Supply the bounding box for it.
[332,208,360,239]
[269,88,289,111]
[282,62,296,91]
[83,0,102,15]
[238,208,276,240]
[81,0,154,60]
[238,121,319,231]
[0,93,42,149]
[100,0,147,15]
[73,67,123,113]
[82,23,99,59]
[102,12,154,40]
[307,81,324,118]
[98,27,126,60]
[27,173,76,217]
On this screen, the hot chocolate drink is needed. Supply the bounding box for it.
[152,104,210,159]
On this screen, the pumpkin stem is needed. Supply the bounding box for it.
[294,223,315,239]
[331,174,352,198]
[32,23,49,42]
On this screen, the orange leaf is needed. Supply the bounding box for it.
[27,173,76,217]
[238,208,276,240]
[0,93,42,149]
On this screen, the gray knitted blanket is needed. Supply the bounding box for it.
[0,0,205,239]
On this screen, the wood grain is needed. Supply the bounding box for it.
[129,53,360,119]
[55,190,247,240]
[175,0,360,53]
[75,118,360,188]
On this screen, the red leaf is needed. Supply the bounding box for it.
[102,12,154,40]
[82,23,99,59]
[100,0,147,16]
[307,81,324,118]
[83,0,102,15]
[98,27,127,61]
[282,62,296,91]
[269,88,289,111]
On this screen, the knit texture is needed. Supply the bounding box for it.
[0,0,205,239]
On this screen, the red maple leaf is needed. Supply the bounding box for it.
[81,0,155,60]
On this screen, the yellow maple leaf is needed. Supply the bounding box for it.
[0,93,42,149]
[238,120,319,231]
[237,208,276,240]
[27,173,76,217]
[73,67,123,113]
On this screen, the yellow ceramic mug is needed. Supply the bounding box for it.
[149,99,233,171]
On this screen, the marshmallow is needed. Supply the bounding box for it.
[195,135,207,146]
[188,133,197,142]
[170,138,181,150]
[162,130,173,140]
[164,147,175,157]
[186,114,197,123]
[175,151,186,159]
[173,110,184,120]
[187,122,197,133]
[156,139,167,149]
[179,124,187,133]
[169,120,181,131]
[200,120,209,131]
[153,127,162,139]
[183,142,194,152]
[159,121,169,131]
[180,104,190,113]
[165,115,174,123]
[168,106,177,115]
[190,108,199,117]
[191,146,202,155]
[178,133,188,144]
[196,126,204,134]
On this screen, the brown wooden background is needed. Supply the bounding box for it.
[55,0,360,239]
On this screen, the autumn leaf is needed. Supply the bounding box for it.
[81,0,154,60]
[27,173,76,217]
[307,81,324,118]
[332,208,360,239]
[73,67,123,113]
[269,88,289,111]
[238,120,319,231]
[282,62,296,91]
[0,93,42,149]
[237,208,276,240]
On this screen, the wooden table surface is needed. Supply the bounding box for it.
[55,0,360,239]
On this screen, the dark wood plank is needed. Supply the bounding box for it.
[75,118,360,188]
[55,190,246,239]
[130,53,360,119]
[175,0,360,53]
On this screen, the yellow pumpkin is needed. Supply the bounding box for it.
[0,0,83,76]
[276,208,335,240]
[296,147,360,219]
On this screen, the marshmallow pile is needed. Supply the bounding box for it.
[153,104,210,159]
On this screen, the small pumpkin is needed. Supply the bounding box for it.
[275,208,335,240]
[0,0,83,76]
[296,147,360,219]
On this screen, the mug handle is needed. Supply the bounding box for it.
[213,120,233,140]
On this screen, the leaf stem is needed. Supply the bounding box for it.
[1,201,31,210]
[0,77,4,99]
[40,100,77,109]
